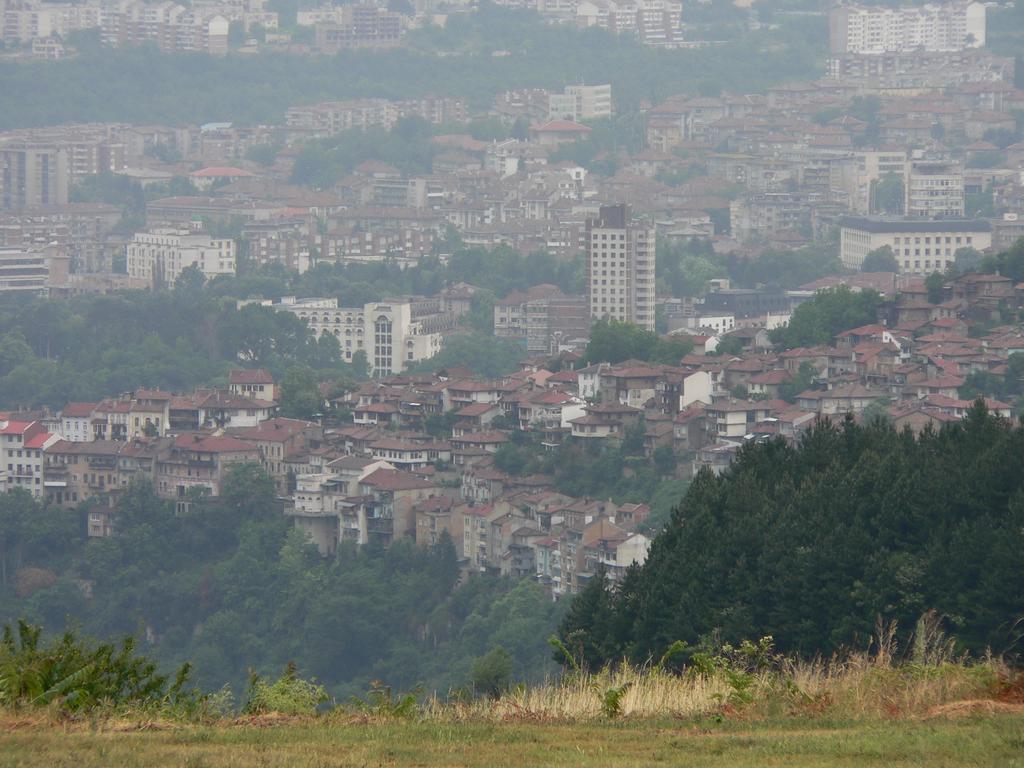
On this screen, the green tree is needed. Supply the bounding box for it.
[861,245,898,273]
[778,361,817,403]
[925,271,946,304]
[770,287,880,349]
[872,173,904,215]
[555,566,614,672]
[470,646,512,698]
[279,366,321,419]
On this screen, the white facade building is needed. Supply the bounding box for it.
[0,420,57,498]
[126,228,236,289]
[262,296,453,375]
[829,2,986,54]
[548,84,613,122]
[839,216,991,274]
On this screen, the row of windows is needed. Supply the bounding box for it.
[893,236,971,245]
[5,449,40,458]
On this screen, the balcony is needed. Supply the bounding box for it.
[367,517,393,534]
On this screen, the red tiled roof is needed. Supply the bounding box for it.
[189,166,254,178]
[172,433,256,453]
[229,368,274,385]
[360,468,436,492]
[530,120,592,133]
[0,420,35,434]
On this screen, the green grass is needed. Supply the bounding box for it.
[2,716,1023,767]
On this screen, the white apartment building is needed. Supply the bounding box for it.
[906,158,964,219]
[548,84,613,122]
[126,228,236,289]
[839,216,991,274]
[587,203,656,332]
[0,419,57,498]
[263,296,453,375]
[575,0,683,47]
[829,2,986,54]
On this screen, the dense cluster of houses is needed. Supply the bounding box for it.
[1,264,1022,595]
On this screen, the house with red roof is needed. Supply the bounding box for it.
[529,120,592,146]
[59,402,99,443]
[356,468,447,547]
[155,433,260,507]
[228,369,277,403]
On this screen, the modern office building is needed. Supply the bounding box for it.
[839,216,991,274]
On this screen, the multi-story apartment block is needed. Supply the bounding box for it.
[906,158,964,219]
[240,218,311,273]
[575,0,683,47]
[586,203,655,332]
[285,97,467,136]
[0,419,57,498]
[833,150,908,215]
[0,202,122,272]
[0,243,69,296]
[312,4,404,52]
[0,144,69,210]
[839,215,991,274]
[126,228,236,288]
[548,84,613,122]
[829,2,986,55]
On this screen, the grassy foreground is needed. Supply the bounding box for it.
[2,714,1024,768]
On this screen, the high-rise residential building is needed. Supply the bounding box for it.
[0,144,69,210]
[586,204,655,332]
[906,158,964,219]
[548,84,613,122]
[829,2,986,55]
[126,228,236,289]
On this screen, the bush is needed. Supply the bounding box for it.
[471,647,512,699]
[243,663,328,716]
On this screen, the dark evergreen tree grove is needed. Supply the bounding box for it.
[559,404,1024,666]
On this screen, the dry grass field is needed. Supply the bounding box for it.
[3,622,1022,767]
[2,712,1023,768]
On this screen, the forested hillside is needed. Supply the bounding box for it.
[0,470,563,699]
[0,6,824,128]
[559,404,1024,669]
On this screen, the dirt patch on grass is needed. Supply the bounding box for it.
[923,699,1024,719]
[231,712,316,728]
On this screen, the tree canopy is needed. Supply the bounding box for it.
[584,319,693,365]
[558,405,1024,668]
[769,286,880,350]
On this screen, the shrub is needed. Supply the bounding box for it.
[470,646,512,699]
[0,620,199,715]
[243,663,328,716]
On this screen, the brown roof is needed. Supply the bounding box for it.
[229,368,274,385]
[360,468,436,492]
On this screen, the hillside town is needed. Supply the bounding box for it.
[3,1,1024,599]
